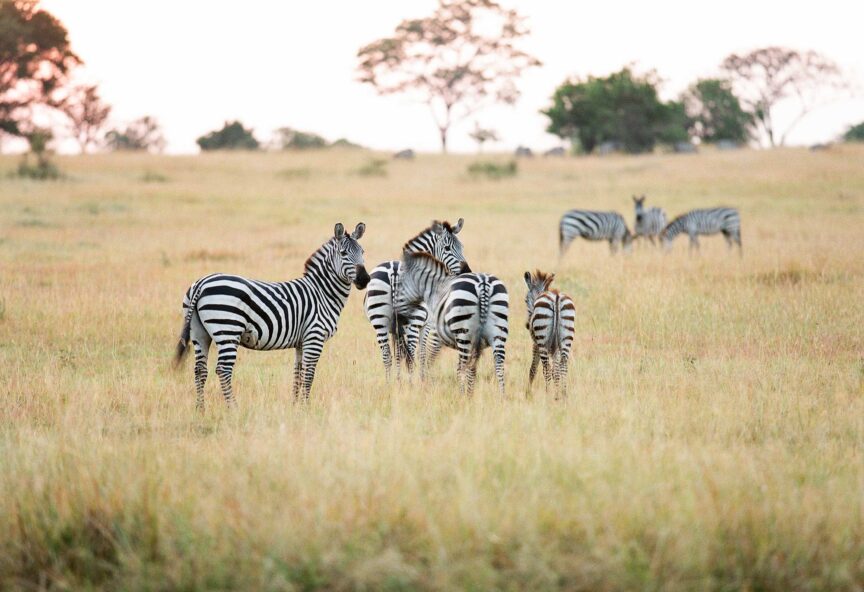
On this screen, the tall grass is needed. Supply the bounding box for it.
[1,147,863,590]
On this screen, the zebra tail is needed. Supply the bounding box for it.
[473,277,490,360]
[174,283,202,368]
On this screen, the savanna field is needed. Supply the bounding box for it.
[1,147,863,591]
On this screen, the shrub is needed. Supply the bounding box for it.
[843,121,864,142]
[467,160,517,179]
[355,159,388,177]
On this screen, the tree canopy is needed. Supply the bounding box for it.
[683,79,753,144]
[105,116,165,152]
[543,68,688,154]
[357,0,540,152]
[0,0,79,137]
[60,83,111,153]
[197,120,259,151]
[844,122,864,143]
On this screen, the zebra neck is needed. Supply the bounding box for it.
[302,245,352,307]
[403,231,434,254]
[665,218,685,238]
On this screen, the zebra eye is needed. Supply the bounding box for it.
[340,249,347,256]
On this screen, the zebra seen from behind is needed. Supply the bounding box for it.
[401,252,509,395]
[660,207,741,254]
[559,210,633,256]
[632,194,667,245]
[174,222,369,408]
[524,271,576,398]
[363,219,469,379]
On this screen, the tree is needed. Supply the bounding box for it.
[105,116,165,152]
[683,79,753,144]
[721,47,845,147]
[196,120,258,151]
[543,68,689,154]
[273,127,328,150]
[0,0,79,139]
[469,122,499,152]
[357,0,540,153]
[60,83,111,153]
[844,122,864,143]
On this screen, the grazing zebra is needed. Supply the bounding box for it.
[524,271,576,398]
[363,219,468,379]
[661,207,742,253]
[174,223,369,408]
[632,195,667,244]
[402,253,509,395]
[559,210,633,255]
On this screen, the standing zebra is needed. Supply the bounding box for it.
[660,207,741,253]
[559,210,633,256]
[363,219,469,379]
[402,253,509,395]
[524,271,576,398]
[174,223,369,408]
[632,195,667,245]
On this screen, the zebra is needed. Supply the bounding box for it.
[174,223,369,408]
[632,194,667,245]
[524,271,576,398]
[402,252,509,395]
[660,207,742,253]
[559,210,633,256]
[363,219,469,379]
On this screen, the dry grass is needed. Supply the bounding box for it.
[0,146,863,590]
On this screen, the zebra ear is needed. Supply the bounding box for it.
[334,223,345,239]
[524,271,532,287]
[452,218,464,234]
[432,220,444,235]
[351,222,365,240]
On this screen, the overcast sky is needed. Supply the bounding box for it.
[40,0,864,153]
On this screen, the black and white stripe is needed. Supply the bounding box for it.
[559,210,633,255]
[661,207,741,253]
[404,254,509,395]
[524,271,575,398]
[174,223,369,407]
[632,195,667,244]
[363,219,468,379]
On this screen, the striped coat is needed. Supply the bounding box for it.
[524,271,575,397]
[174,223,369,407]
[632,195,667,244]
[661,207,741,253]
[559,209,633,255]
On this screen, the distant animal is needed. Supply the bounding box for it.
[174,223,369,407]
[363,219,468,380]
[403,253,509,395]
[544,147,566,157]
[559,210,633,255]
[515,146,533,158]
[393,149,415,160]
[524,271,575,398]
[632,195,667,245]
[661,207,741,254]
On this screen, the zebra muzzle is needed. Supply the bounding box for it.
[354,265,370,289]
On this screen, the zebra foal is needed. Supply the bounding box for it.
[524,271,575,398]
[559,210,633,256]
[632,195,667,245]
[661,207,741,254]
[174,222,369,408]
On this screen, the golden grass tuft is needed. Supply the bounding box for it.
[1,147,863,590]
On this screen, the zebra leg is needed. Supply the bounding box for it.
[375,330,393,381]
[421,328,442,381]
[557,349,571,399]
[609,239,619,254]
[492,337,506,395]
[528,343,540,390]
[688,234,700,253]
[191,314,211,411]
[461,353,479,396]
[648,235,656,246]
[300,338,324,401]
[214,339,240,408]
[292,345,303,400]
[539,348,552,392]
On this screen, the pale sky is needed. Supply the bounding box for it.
[39,0,864,153]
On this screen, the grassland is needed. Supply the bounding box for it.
[1,146,863,591]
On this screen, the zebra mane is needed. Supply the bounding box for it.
[532,269,554,287]
[402,220,456,252]
[661,213,687,237]
[303,238,336,276]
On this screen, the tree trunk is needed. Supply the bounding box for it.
[439,126,448,153]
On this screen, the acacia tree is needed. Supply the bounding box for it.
[721,47,845,147]
[105,116,165,152]
[469,122,499,152]
[60,83,111,153]
[0,0,79,140]
[357,0,540,153]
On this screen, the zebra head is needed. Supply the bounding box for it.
[632,194,646,224]
[523,270,555,315]
[332,222,370,289]
[431,218,470,274]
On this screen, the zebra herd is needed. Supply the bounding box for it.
[175,199,743,407]
[559,196,742,255]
